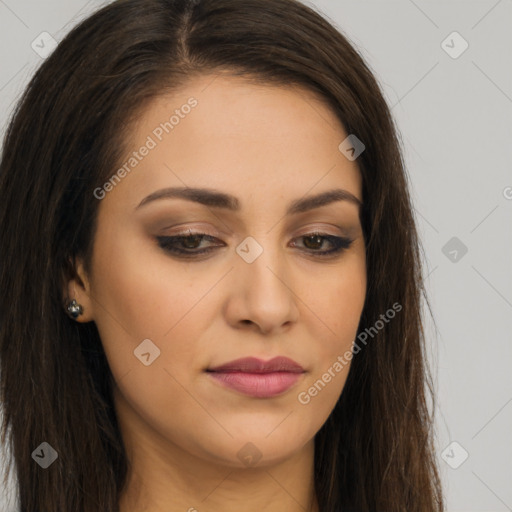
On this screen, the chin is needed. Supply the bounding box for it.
[192,427,313,469]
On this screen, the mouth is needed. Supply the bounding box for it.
[206,356,305,398]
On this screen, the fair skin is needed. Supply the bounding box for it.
[66,73,367,512]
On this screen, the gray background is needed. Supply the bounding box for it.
[1,1,511,510]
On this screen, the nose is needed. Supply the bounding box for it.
[223,238,300,335]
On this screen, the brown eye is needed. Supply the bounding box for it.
[180,235,203,249]
[302,234,324,250]
[156,232,223,257]
[155,231,354,260]
[291,233,354,257]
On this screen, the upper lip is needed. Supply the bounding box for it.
[207,356,304,373]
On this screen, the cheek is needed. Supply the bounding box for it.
[87,224,213,383]
[294,256,366,401]
[298,254,366,345]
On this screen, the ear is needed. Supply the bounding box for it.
[63,257,95,323]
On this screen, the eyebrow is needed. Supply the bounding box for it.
[136,186,362,215]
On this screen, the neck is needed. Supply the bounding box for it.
[119,452,319,512]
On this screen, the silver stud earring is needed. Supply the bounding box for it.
[66,299,83,319]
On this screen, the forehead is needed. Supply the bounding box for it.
[103,73,363,212]
[136,73,347,145]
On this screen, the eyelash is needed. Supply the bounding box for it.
[156,231,354,259]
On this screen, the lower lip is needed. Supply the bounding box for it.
[207,371,303,398]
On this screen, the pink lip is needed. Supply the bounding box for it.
[207,357,305,398]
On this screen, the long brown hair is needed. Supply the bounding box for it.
[0,0,444,510]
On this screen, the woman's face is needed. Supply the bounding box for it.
[70,74,366,469]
